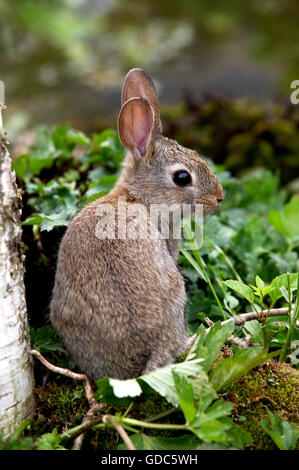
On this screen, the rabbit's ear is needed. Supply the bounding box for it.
[121,68,162,133]
[118,97,155,159]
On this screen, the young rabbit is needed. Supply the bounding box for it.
[50,69,224,380]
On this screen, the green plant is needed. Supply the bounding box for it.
[261,409,299,450]
[30,325,74,369]
[223,273,299,360]
[13,125,124,232]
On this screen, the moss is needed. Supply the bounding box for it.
[222,360,299,450]
[32,381,88,436]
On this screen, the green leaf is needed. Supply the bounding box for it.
[268,210,289,238]
[210,347,273,392]
[223,293,239,311]
[30,326,67,354]
[12,154,30,180]
[191,419,229,443]
[280,286,290,303]
[242,320,265,346]
[180,248,206,281]
[281,421,299,450]
[82,191,107,206]
[193,400,234,430]
[222,419,253,449]
[172,371,196,424]
[36,429,65,450]
[269,273,298,303]
[256,275,264,291]
[22,213,47,226]
[224,280,254,304]
[187,321,234,372]
[269,196,299,240]
[261,410,299,450]
[261,285,273,296]
[140,359,210,407]
[66,130,91,146]
[39,206,77,231]
[2,437,33,450]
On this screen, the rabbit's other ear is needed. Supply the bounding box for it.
[118,97,155,159]
[121,68,162,133]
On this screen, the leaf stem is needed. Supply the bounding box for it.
[212,242,243,282]
[103,415,189,432]
[279,273,298,362]
[180,246,226,321]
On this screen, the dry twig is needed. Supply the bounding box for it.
[30,349,96,406]
[104,415,136,450]
[71,402,104,450]
[187,305,294,349]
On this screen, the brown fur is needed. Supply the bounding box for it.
[50,69,224,380]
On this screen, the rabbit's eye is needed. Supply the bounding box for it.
[172,170,192,187]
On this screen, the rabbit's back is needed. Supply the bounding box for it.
[50,196,188,379]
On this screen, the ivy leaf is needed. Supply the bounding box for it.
[22,213,48,226]
[39,208,76,231]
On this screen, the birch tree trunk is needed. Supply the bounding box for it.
[0,133,34,441]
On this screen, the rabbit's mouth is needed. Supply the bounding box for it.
[199,194,224,215]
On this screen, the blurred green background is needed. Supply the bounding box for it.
[1,0,299,132]
[1,0,299,184]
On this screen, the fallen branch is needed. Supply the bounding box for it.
[187,305,294,349]
[223,306,293,326]
[30,349,96,407]
[227,334,252,349]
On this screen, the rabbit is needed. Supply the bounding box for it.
[50,68,224,381]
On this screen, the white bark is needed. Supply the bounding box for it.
[0,134,34,441]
